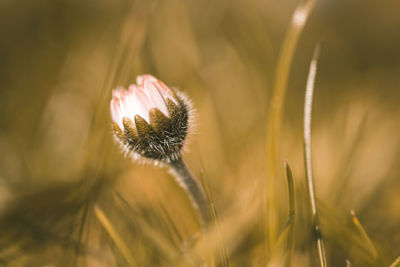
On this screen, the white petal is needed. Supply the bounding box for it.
[144,80,169,116]
[127,85,147,121]
[132,87,152,122]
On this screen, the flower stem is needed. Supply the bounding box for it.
[168,157,211,229]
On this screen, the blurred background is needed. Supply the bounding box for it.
[0,0,399,266]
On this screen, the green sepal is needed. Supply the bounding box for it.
[166,98,179,117]
[122,117,139,142]
[149,108,171,134]
[112,122,127,143]
[134,115,154,139]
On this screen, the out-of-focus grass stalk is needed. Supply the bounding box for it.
[270,161,295,266]
[72,202,90,266]
[94,204,137,266]
[199,168,229,267]
[82,1,150,170]
[115,194,179,263]
[303,44,327,267]
[346,259,352,267]
[266,0,317,249]
[284,160,295,267]
[350,210,378,260]
[331,114,368,202]
[183,185,261,267]
[390,256,400,267]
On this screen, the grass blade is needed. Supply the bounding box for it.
[390,256,400,267]
[303,44,327,267]
[94,204,137,267]
[350,210,378,260]
[284,160,295,267]
[265,0,318,249]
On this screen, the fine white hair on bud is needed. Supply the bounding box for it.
[110,74,192,163]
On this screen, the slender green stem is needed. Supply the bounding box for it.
[169,157,211,229]
[303,44,327,267]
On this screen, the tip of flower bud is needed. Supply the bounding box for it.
[136,74,158,86]
[110,75,193,163]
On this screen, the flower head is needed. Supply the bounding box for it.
[110,75,191,163]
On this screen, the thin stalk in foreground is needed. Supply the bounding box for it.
[281,161,295,234]
[94,204,137,266]
[199,167,230,267]
[168,157,211,229]
[265,0,317,247]
[284,160,295,267]
[303,44,327,267]
[390,256,400,267]
[275,160,296,267]
[350,210,378,260]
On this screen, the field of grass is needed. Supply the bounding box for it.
[0,0,400,266]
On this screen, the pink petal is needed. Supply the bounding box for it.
[157,80,172,94]
[136,74,158,86]
[154,80,177,104]
[144,80,169,116]
[112,86,126,98]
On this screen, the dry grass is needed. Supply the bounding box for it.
[0,0,400,266]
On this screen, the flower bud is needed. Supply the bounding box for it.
[110,75,191,163]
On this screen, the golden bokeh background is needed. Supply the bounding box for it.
[0,0,399,266]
